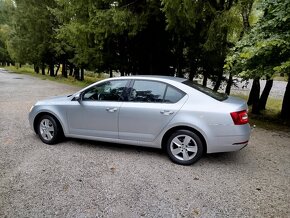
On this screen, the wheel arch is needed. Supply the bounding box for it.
[161,126,207,154]
[33,112,64,135]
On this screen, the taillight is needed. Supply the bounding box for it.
[230,110,249,125]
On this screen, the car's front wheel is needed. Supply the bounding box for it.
[166,130,204,165]
[37,115,62,144]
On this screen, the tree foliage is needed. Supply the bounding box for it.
[229,0,290,79]
[0,0,13,64]
[227,0,290,119]
[1,0,289,120]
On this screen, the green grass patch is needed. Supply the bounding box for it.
[273,72,288,82]
[232,94,290,131]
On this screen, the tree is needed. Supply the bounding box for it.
[7,0,58,75]
[229,0,290,115]
[162,0,243,87]
[0,0,13,65]
[225,0,254,95]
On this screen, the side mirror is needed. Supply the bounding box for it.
[74,93,82,102]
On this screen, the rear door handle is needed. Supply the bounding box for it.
[160,110,174,115]
[106,108,118,113]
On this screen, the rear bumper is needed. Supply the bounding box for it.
[207,136,249,153]
[207,124,251,153]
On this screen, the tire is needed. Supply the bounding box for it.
[166,130,204,165]
[37,115,62,145]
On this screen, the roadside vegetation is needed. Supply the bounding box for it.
[4,64,290,132]
[232,93,290,131]
[0,0,289,128]
[4,65,105,87]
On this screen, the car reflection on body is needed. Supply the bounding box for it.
[29,76,250,165]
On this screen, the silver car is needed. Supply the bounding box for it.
[29,76,251,165]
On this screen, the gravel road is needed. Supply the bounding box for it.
[0,69,289,217]
[229,78,287,99]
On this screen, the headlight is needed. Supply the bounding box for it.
[29,105,34,112]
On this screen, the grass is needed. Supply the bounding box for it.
[232,94,290,132]
[3,65,289,132]
[4,65,105,88]
[273,73,288,82]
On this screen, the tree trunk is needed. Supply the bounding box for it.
[258,79,273,110]
[242,9,250,32]
[281,75,290,122]
[176,37,183,78]
[189,61,197,81]
[250,79,260,114]
[225,73,233,95]
[74,67,80,80]
[109,68,113,78]
[69,65,73,76]
[213,72,223,91]
[41,64,45,75]
[189,71,194,81]
[55,64,60,76]
[247,78,260,106]
[49,64,54,77]
[62,61,67,78]
[19,63,22,68]
[34,65,39,74]
[80,68,84,81]
[240,0,253,38]
[188,71,194,81]
[202,73,208,87]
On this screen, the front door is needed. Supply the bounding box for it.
[67,79,128,139]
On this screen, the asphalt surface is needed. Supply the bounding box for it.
[0,69,289,217]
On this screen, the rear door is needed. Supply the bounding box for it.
[118,79,187,142]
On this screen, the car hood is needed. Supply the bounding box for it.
[35,95,72,105]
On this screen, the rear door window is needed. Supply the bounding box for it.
[128,80,185,103]
[129,80,166,102]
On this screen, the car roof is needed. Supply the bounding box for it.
[112,75,187,83]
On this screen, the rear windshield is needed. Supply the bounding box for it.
[182,80,228,101]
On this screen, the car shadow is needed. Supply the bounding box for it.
[63,137,243,166]
[65,137,163,155]
[202,151,246,165]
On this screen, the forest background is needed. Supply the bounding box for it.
[0,0,289,126]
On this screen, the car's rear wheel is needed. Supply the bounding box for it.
[37,115,62,144]
[166,130,204,165]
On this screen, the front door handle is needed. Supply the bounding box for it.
[160,110,174,115]
[106,108,118,113]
